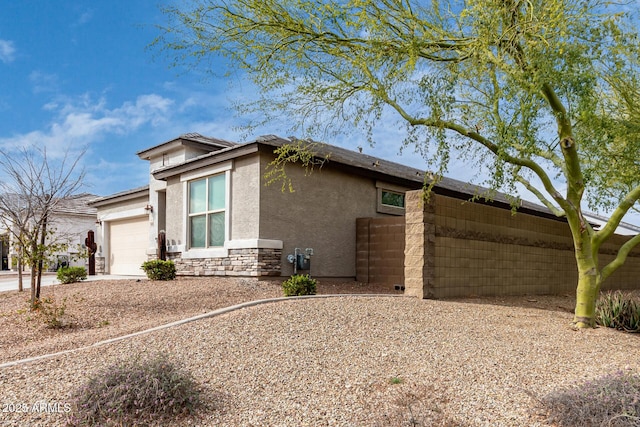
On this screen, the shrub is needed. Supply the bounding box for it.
[596,291,640,332]
[56,266,87,284]
[141,259,176,280]
[541,369,640,426]
[67,353,201,426]
[33,295,74,329]
[282,274,317,296]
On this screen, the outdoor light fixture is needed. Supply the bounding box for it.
[144,204,153,212]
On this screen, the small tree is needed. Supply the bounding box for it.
[0,146,85,308]
[156,0,640,328]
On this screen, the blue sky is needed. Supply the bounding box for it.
[0,1,432,198]
[0,1,638,228]
[0,1,258,196]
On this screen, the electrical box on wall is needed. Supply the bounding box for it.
[288,247,314,274]
[296,253,310,270]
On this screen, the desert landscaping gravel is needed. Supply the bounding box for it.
[0,277,639,426]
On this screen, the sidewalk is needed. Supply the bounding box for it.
[0,271,144,293]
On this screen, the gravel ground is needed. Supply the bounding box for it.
[0,277,639,426]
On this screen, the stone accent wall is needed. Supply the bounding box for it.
[167,248,281,277]
[95,256,106,274]
[404,190,640,298]
[356,217,405,285]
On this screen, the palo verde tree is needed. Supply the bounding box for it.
[156,0,640,328]
[0,146,86,308]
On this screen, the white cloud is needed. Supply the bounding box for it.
[76,10,93,26]
[0,40,16,63]
[0,93,175,156]
[29,71,60,94]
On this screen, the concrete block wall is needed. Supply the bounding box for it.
[403,192,435,298]
[599,234,640,291]
[356,217,405,286]
[405,190,640,298]
[433,195,578,297]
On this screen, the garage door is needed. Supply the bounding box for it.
[109,216,148,275]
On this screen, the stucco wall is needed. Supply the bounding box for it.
[46,213,97,269]
[230,154,261,240]
[164,175,184,248]
[258,153,409,277]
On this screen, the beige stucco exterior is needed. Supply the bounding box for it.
[154,148,408,277]
[257,154,406,277]
[91,134,427,278]
[161,155,264,253]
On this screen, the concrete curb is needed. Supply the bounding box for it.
[0,293,407,369]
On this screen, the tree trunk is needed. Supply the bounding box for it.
[17,255,23,292]
[571,229,600,328]
[36,219,47,300]
[29,238,39,309]
[573,265,600,328]
[29,265,37,309]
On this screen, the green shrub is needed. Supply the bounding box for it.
[141,259,176,280]
[56,266,87,284]
[67,354,201,426]
[596,291,640,332]
[541,369,640,426]
[282,274,317,296]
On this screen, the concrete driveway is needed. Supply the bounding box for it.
[0,272,145,293]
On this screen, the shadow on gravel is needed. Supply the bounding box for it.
[442,293,576,314]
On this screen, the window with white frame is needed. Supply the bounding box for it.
[188,174,226,248]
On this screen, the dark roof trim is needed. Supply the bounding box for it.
[137,133,237,160]
[150,134,564,221]
[253,136,562,221]
[88,186,150,207]
[152,143,260,180]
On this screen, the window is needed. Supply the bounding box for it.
[188,174,225,248]
[376,182,407,215]
[381,190,405,208]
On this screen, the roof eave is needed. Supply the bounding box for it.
[137,135,237,160]
[88,186,150,207]
[152,143,260,181]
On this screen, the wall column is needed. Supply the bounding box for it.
[404,190,436,298]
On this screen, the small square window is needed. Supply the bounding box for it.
[376,185,407,215]
[381,190,405,208]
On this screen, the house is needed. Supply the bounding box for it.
[0,193,97,271]
[89,133,428,276]
[89,133,640,297]
[89,132,561,279]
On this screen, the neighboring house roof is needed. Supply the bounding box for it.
[583,211,640,236]
[52,193,98,216]
[0,193,97,216]
[88,186,150,207]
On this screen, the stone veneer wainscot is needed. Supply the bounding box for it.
[167,248,282,277]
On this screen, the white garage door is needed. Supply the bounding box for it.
[109,217,148,275]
